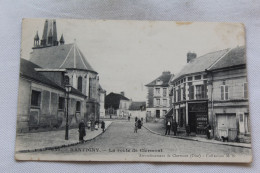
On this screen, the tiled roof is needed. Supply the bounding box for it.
[207,46,246,71]
[20,58,64,90]
[146,72,172,87]
[105,92,129,109]
[30,43,96,73]
[171,49,230,82]
[129,101,146,110]
[20,58,86,97]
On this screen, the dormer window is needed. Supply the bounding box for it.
[156,79,162,85]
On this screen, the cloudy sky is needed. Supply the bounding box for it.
[21,19,245,101]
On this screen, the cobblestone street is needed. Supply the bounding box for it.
[18,120,252,162]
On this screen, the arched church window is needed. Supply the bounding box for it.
[78,76,82,92]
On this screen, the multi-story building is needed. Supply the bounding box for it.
[170,47,250,141]
[17,19,103,132]
[145,71,173,121]
[206,46,250,142]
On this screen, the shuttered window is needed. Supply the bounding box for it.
[221,85,229,100]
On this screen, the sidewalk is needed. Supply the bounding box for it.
[15,121,112,152]
[143,122,251,148]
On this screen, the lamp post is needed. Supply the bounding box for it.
[65,84,72,140]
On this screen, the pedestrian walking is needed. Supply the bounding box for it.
[134,121,138,133]
[205,123,211,139]
[128,115,130,121]
[165,120,171,135]
[78,120,86,142]
[101,121,105,132]
[135,116,138,122]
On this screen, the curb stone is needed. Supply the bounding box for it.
[143,125,251,149]
[17,121,113,153]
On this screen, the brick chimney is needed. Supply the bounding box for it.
[120,91,125,96]
[187,52,197,63]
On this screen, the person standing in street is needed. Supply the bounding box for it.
[165,120,171,135]
[134,121,138,133]
[205,123,212,139]
[78,120,86,142]
[101,121,105,132]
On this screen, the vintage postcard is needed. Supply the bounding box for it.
[15,19,252,163]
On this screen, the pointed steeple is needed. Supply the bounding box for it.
[38,19,58,48]
[34,31,40,47]
[59,34,65,45]
[34,31,39,40]
[40,20,48,46]
[53,20,58,46]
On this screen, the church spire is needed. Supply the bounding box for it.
[53,20,58,46]
[60,34,65,45]
[38,19,58,48]
[33,31,39,47]
[40,20,48,46]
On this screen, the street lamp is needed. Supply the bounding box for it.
[65,84,72,140]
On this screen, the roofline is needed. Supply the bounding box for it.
[35,68,67,72]
[206,48,232,71]
[20,74,64,91]
[206,64,246,72]
[20,74,87,98]
[66,68,98,74]
[145,84,169,87]
[171,48,231,83]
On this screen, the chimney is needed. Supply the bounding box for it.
[162,71,171,75]
[120,91,125,96]
[187,52,197,63]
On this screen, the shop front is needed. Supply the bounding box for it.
[188,101,208,134]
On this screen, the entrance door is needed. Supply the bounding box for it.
[188,112,197,133]
[156,110,160,118]
[217,114,237,140]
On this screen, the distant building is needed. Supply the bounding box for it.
[129,101,146,120]
[17,19,103,132]
[145,71,173,121]
[170,46,250,141]
[105,92,131,117]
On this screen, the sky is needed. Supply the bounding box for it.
[21,19,245,101]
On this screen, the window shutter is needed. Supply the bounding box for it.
[221,86,224,100]
[225,85,228,100]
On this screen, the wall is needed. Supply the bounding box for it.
[16,78,31,132]
[129,110,146,120]
[207,67,249,140]
[17,77,86,133]
[146,87,154,108]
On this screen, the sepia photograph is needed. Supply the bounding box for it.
[15,18,252,163]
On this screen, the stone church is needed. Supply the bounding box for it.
[17,19,104,132]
